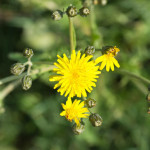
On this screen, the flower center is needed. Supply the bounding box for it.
[72,71,79,79]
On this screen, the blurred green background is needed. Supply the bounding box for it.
[0,0,150,150]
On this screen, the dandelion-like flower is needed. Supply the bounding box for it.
[60,98,90,126]
[95,46,120,72]
[49,50,101,98]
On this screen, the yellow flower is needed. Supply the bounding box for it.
[49,50,101,98]
[95,46,120,72]
[60,98,90,126]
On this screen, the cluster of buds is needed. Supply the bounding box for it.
[72,98,102,135]
[10,48,34,90]
[146,87,150,114]
[85,98,103,127]
[51,5,90,21]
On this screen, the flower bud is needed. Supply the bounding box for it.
[72,121,85,135]
[66,6,78,17]
[85,46,95,55]
[89,113,103,127]
[85,98,96,108]
[10,63,25,76]
[22,75,32,90]
[23,48,34,58]
[147,107,150,114]
[79,7,90,17]
[51,10,63,21]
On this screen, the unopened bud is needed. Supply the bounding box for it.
[51,10,63,21]
[10,63,25,76]
[23,48,34,58]
[89,113,103,127]
[85,98,96,108]
[85,46,95,55]
[79,7,90,17]
[66,6,78,17]
[22,75,32,90]
[72,121,85,135]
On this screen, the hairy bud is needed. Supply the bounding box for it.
[66,6,78,17]
[85,98,96,108]
[23,48,34,58]
[89,113,103,127]
[10,63,25,76]
[79,7,90,17]
[22,75,32,90]
[51,10,63,21]
[85,46,95,55]
[72,121,85,135]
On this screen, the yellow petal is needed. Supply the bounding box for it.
[112,57,120,68]
[60,111,66,116]
[100,60,106,70]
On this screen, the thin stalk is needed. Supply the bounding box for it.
[117,69,150,85]
[0,65,55,85]
[69,17,74,51]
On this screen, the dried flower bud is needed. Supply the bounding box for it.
[72,121,85,135]
[22,75,32,90]
[85,98,96,108]
[23,48,34,58]
[66,6,78,17]
[51,10,63,21]
[147,107,150,114]
[85,46,95,55]
[89,113,103,127]
[79,7,90,17]
[10,63,25,76]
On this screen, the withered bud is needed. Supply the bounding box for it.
[10,63,25,76]
[85,46,95,55]
[89,113,103,127]
[72,121,85,135]
[85,98,96,108]
[79,7,90,17]
[23,48,34,58]
[51,10,63,21]
[22,75,32,90]
[66,6,78,17]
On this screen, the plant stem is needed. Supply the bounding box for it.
[0,65,55,85]
[117,69,150,85]
[69,17,74,51]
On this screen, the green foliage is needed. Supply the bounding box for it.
[0,0,150,150]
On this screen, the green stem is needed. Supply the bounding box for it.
[69,17,74,51]
[0,65,55,86]
[117,69,150,85]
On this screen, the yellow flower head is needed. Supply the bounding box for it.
[60,98,90,126]
[95,46,120,72]
[50,50,101,98]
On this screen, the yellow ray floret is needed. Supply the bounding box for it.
[95,46,120,72]
[60,98,90,126]
[49,50,101,98]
